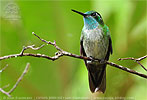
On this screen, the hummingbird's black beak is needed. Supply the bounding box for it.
[72,9,87,17]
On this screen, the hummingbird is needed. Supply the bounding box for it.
[72,9,113,93]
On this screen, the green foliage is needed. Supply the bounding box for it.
[0,0,146,100]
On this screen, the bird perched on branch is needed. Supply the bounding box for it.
[72,9,113,93]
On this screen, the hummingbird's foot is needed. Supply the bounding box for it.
[99,59,106,64]
[89,56,95,62]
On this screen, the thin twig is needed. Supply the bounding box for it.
[106,61,147,78]
[136,55,147,61]
[2,84,10,89]
[118,55,147,61]
[0,88,11,97]
[8,63,30,94]
[118,56,147,71]
[32,32,62,51]
[20,44,45,55]
[0,64,8,73]
[0,63,30,97]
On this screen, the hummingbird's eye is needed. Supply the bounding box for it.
[91,12,97,16]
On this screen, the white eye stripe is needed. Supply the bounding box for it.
[95,13,98,16]
[96,13,101,18]
[91,12,100,17]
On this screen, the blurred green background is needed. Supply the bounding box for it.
[0,0,147,100]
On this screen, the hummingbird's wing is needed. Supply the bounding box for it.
[80,40,86,56]
[80,33,86,56]
[105,36,113,60]
[109,36,113,54]
[80,39,87,66]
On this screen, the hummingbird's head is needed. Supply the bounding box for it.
[84,11,104,26]
[72,9,104,29]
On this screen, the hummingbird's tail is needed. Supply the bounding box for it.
[87,63,106,93]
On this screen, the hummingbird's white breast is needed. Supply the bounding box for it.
[82,26,109,60]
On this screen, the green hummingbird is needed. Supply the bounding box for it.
[72,9,113,93]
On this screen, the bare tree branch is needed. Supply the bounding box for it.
[0,32,146,80]
[20,44,45,55]
[0,64,8,73]
[2,84,10,89]
[32,32,62,51]
[0,88,11,97]
[0,63,30,97]
[118,56,147,71]
[118,55,147,61]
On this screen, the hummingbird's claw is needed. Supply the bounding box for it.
[89,56,95,62]
[100,59,105,64]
